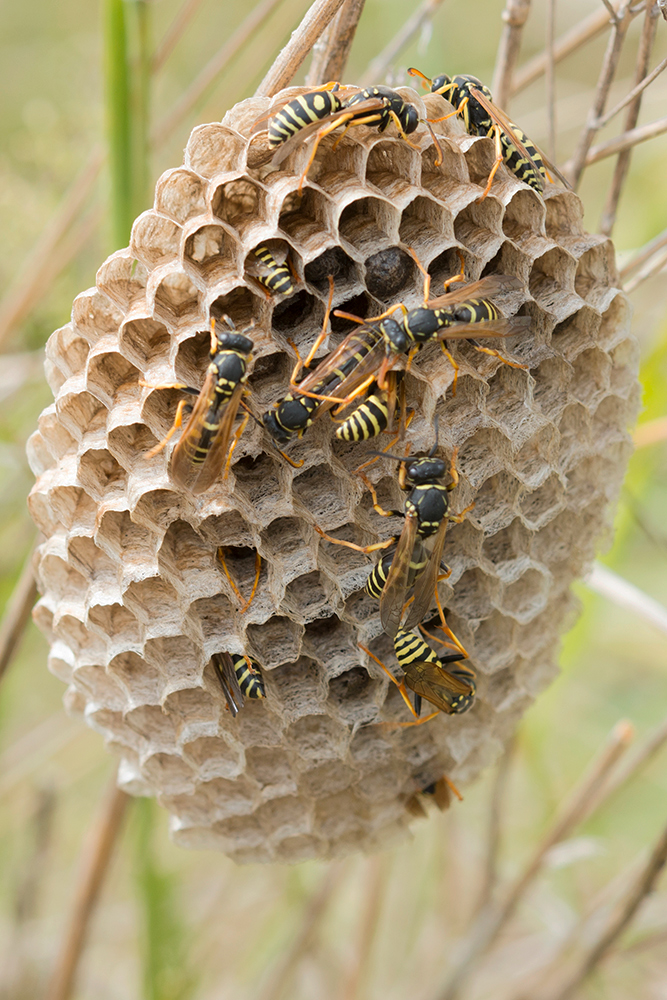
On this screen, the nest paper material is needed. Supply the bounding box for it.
[27,85,640,863]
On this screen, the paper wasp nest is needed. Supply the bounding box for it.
[28,86,639,863]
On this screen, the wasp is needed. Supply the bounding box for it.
[251,246,293,296]
[258,85,441,194]
[317,426,472,640]
[143,317,253,494]
[409,68,571,199]
[406,775,463,816]
[334,370,410,447]
[360,627,476,727]
[212,651,266,718]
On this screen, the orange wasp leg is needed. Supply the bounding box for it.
[218,547,261,615]
[223,410,250,479]
[314,525,395,555]
[145,397,189,458]
[359,644,438,727]
[478,125,505,201]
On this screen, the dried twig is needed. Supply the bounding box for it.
[585,562,667,637]
[255,0,347,98]
[599,1,659,235]
[596,52,667,130]
[152,0,206,72]
[45,771,129,1000]
[546,818,667,1000]
[565,1,638,188]
[258,863,343,1000]
[341,856,388,1000]
[473,736,516,916]
[511,0,623,95]
[154,0,287,143]
[305,0,366,86]
[491,0,532,109]
[585,109,667,168]
[358,0,446,88]
[623,245,667,292]
[437,721,634,1000]
[633,414,667,447]
[620,224,667,279]
[0,544,38,684]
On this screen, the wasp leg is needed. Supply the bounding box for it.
[297,115,355,194]
[427,96,468,125]
[314,526,395,555]
[223,411,250,479]
[301,275,334,372]
[467,338,529,371]
[438,343,460,395]
[239,551,261,614]
[358,644,438,728]
[218,547,247,609]
[357,473,405,521]
[433,587,469,659]
[405,248,432,305]
[146,398,190,458]
[478,125,505,201]
[387,110,422,150]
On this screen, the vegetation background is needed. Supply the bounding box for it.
[1,0,666,998]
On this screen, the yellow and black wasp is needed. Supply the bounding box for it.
[409,68,571,199]
[255,84,441,194]
[360,627,476,727]
[406,774,463,816]
[143,317,253,494]
[334,370,408,445]
[212,651,266,718]
[250,246,294,297]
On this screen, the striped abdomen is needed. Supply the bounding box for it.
[253,247,293,295]
[499,125,546,191]
[365,542,429,600]
[336,387,389,442]
[435,297,500,327]
[394,630,438,671]
[231,654,266,699]
[268,88,343,148]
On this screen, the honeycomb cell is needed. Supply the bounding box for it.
[399,195,455,261]
[154,168,208,225]
[185,125,246,177]
[211,177,266,236]
[131,211,182,269]
[119,316,171,368]
[182,222,238,283]
[279,187,333,250]
[338,196,400,255]
[150,267,202,326]
[363,246,415,301]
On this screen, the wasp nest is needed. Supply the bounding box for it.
[28,86,639,863]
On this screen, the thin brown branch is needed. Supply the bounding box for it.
[358,0,446,88]
[473,736,516,916]
[547,818,667,1000]
[152,0,206,73]
[436,721,634,1000]
[0,544,38,683]
[620,224,667,278]
[0,147,104,351]
[491,0,532,108]
[341,856,388,1000]
[259,863,343,1000]
[511,0,623,96]
[305,0,366,86]
[595,711,667,805]
[597,53,667,129]
[154,0,287,144]
[633,414,667,447]
[565,1,637,188]
[45,771,129,1000]
[624,244,667,292]
[599,1,659,236]
[255,0,347,98]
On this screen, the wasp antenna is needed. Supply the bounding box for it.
[407,67,432,89]
[364,449,406,463]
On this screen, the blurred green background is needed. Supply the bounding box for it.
[1,1,667,997]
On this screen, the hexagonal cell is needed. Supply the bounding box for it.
[454,199,504,259]
[268,656,325,720]
[182,736,244,782]
[39,553,87,603]
[327,666,378,724]
[186,592,236,649]
[163,687,219,738]
[119,316,171,368]
[299,760,358,798]
[96,251,148,314]
[108,651,161,705]
[278,188,333,250]
[232,452,285,523]
[609,338,639,396]
[427,246,474,296]
[77,447,127,501]
[529,247,578,316]
[544,190,585,237]
[141,752,196,795]
[72,289,124,346]
[271,289,321,348]
[154,167,208,225]
[314,789,368,839]
[182,221,238,283]
[159,519,219,594]
[305,245,360,297]
[307,133,367,195]
[131,211,182,269]
[292,462,354,525]
[570,347,611,406]
[472,470,523,533]
[286,714,349,763]
[88,601,142,648]
[86,351,140,407]
[598,293,631,350]
[245,616,304,669]
[185,124,246,177]
[144,634,203,688]
[458,427,512,488]
[365,140,420,198]
[46,486,97,534]
[245,745,296,793]
[46,325,90,389]
[337,196,400,255]
[329,290,374,333]
[513,426,558,488]
[107,422,158,474]
[150,267,202,326]
[574,241,615,302]
[531,356,572,420]
[498,567,550,622]
[211,177,266,237]
[56,389,106,442]
[216,544,263,610]
[123,575,183,632]
[198,509,257,550]
[281,571,333,620]
[502,187,546,239]
[364,246,415,302]
[519,474,565,528]
[209,285,258,331]
[448,567,497,620]
[399,195,455,261]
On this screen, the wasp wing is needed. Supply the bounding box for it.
[169,369,217,488]
[403,517,448,632]
[380,510,418,639]
[426,274,523,309]
[403,660,474,715]
[211,652,244,717]
[435,315,532,341]
[171,382,244,495]
[271,98,386,165]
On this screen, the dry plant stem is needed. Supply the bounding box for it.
[595,711,667,807]
[597,52,667,129]
[259,864,342,1000]
[473,736,516,917]
[151,0,205,72]
[0,544,38,683]
[154,0,286,144]
[341,856,388,1000]
[491,0,532,109]
[585,562,667,637]
[565,1,637,188]
[585,113,667,166]
[511,0,623,95]
[437,721,634,1000]
[620,225,667,279]
[599,1,659,236]
[305,0,366,86]
[358,0,446,87]
[0,147,104,350]
[546,819,667,1000]
[624,245,667,291]
[254,0,346,98]
[45,771,129,1000]
[633,414,667,446]
[14,785,57,924]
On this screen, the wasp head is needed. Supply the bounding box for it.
[404,456,447,485]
